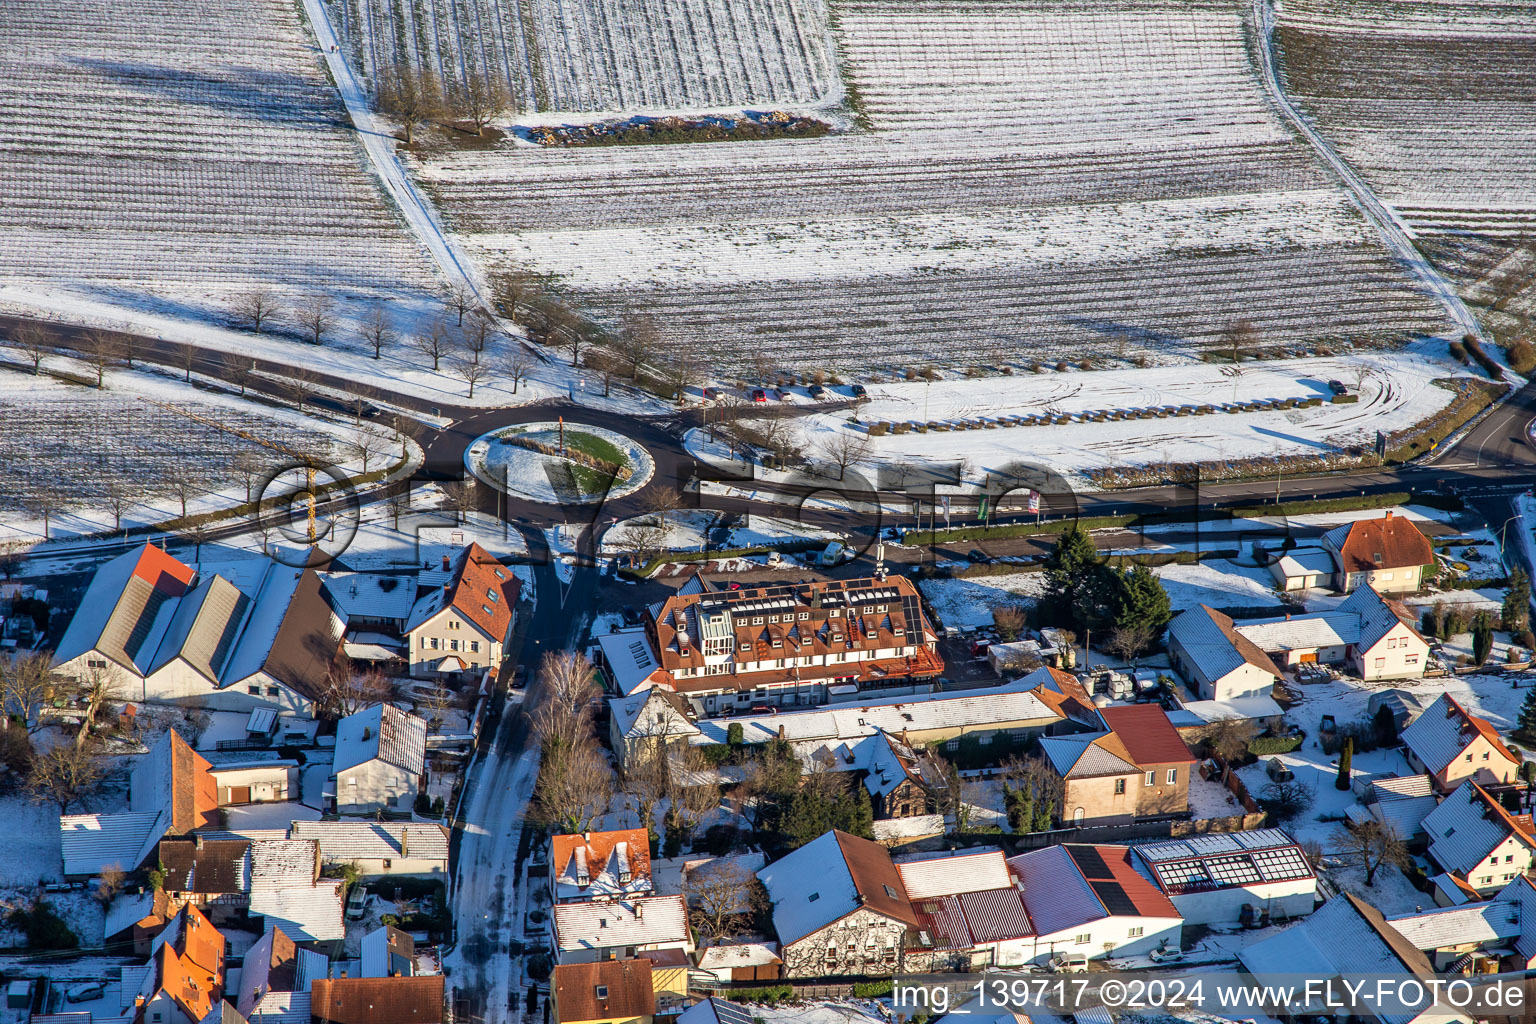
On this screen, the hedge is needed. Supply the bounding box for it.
[1248,735,1303,756]
[1231,493,1412,518]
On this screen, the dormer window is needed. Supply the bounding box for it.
[753,616,764,625]
[488,589,499,602]
[595,986,608,999]
[1373,552,1383,564]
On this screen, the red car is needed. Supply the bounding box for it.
[750,388,768,402]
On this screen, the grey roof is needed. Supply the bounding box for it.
[288,821,450,862]
[317,572,418,621]
[1039,733,1137,778]
[1402,693,1513,777]
[333,703,427,775]
[248,840,343,942]
[1167,605,1283,682]
[1387,901,1521,951]
[1497,876,1536,961]
[1006,846,1106,935]
[1425,783,1532,875]
[148,575,249,682]
[59,811,165,876]
[1236,612,1359,651]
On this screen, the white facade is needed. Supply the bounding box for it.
[335,759,418,816]
[210,763,297,805]
[1167,881,1316,926]
[1028,915,1182,964]
[1352,622,1431,681]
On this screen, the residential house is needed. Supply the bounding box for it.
[309,976,445,1024]
[118,905,226,1024]
[207,756,298,806]
[1423,782,1536,898]
[60,729,217,878]
[1040,704,1195,826]
[52,543,347,716]
[1498,875,1536,971]
[1387,901,1524,973]
[403,543,519,678]
[317,571,417,633]
[104,889,173,957]
[1268,547,1335,592]
[288,821,451,878]
[332,704,428,816]
[1401,694,1520,794]
[895,849,1036,969]
[1166,605,1283,702]
[1007,845,1183,962]
[636,948,688,1015]
[553,959,659,1024]
[1322,510,1435,594]
[551,895,691,965]
[1241,893,1474,1024]
[595,628,673,699]
[757,829,918,978]
[861,731,948,820]
[1169,586,1429,686]
[607,689,699,768]
[247,839,345,942]
[157,837,250,922]
[637,576,943,713]
[677,997,755,1024]
[551,960,654,1024]
[1132,829,1317,926]
[1015,665,1102,733]
[550,829,654,904]
[361,925,416,978]
[235,927,327,1020]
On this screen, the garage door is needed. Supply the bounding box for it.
[228,786,251,804]
[1297,652,1318,664]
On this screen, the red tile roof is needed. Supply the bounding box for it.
[445,543,519,643]
[149,905,225,1024]
[311,977,445,1024]
[1064,845,1179,919]
[550,828,652,898]
[167,730,219,834]
[1444,695,1520,766]
[1332,513,1434,574]
[552,959,654,1023]
[1098,705,1194,767]
[131,543,196,595]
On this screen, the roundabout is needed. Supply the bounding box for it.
[465,419,655,505]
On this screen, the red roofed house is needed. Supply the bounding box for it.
[121,904,226,1024]
[1322,510,1435,594]
[1008,844,1182,963]
[1401,693,1520,794]
[404,543,520,679]
[310,976,445,1024]
[550,829,654,904]
[551,959,655,1024]
[1039,705,1196,827]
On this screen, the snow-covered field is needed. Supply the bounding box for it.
[599,509,839,554]
[785,344,1476,482]
[1277,0,1536,241]
[412,0,1450,372]
[325,0,840,114]
[0,0,438,321]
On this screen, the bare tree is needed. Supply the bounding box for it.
[535,742,613,834]
[621,742,671,836]
[348,427,393,475]
[13,325,50,374]
[77,330,118,388]
[101,477,140,531]
[362,304,393,359]
[293,295,336,345]
[179,343,197,382]
[450,353,490,399]
[1218,318,1258,364]
[233,450,267,503]
[639,484,682,530]
[617,313,660,380]
[95,864,127,907]
[660,340,701,402]
[1107,622,1153,668]
[670,747,723,844]
[21,486,71,541]
[439,480,478,524]
[318,666,396,719]
[492,268,546,324]
[27,740,106,813]
[817,431,872,482]
[2,653,58,733]
[991,604,1028,642]
[384,488,412,529]
[285,368,320,409]
[685,858,760,943]
[502,347,534,394]
[221,351,253,395]
[453,72,512,136]
[234,289,283,334]
[1332,820,1408,888]
[412,320,454,371]
[375,63,445,146]
[530,650,600,754]
[583,349,620,397]
[446,285,476,327]
[464,310,495,363]
[161,468,200,519]
[69,663,126,750]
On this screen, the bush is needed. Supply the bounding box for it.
[727,722,744,746]
[702,823,743,855]
[414,791,432,816]
[1247,735,1303,756]
[1508,339,1536,376]
[526,954,552,981]
[714,985,793,1005]
[10,900,78,950]
[853,981,894,998]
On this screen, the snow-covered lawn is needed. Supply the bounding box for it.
[601,510,840,555]
[0,795,65,887]
[918,572,1043,631]
[468,423,654,505]
[1155,560,1285,612]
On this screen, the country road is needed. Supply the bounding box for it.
[1251,0,1489,346]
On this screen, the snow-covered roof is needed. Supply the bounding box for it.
[758,830,916,946]
[1166,605,1283,682]
[1236,611,1360,651]
[1402,693,1518,777]
[317,572,417,622]
[1424,783,1535,875]
[1134,829,1314,895]
[551,829,653,902]
[695,943,781,972]
[1176,694,1285,724]
[248,840,343,942]
[221,563,306,684]
[609,687,699,742]
[53,543,196,673]
[59,811,165,877]
[1359,793,1438,839]
[596,628,668,696]
[1008,845,1177,936]
[1498,876,1536,962]
[871,814,945,842]
[695,677,1061,747]
[333,703,427,775]
[895,849,1011,900]
[1272,547,1335,578]
[1387,901,1521,951]
[551,895,689,952]
[104,889,163,938]
[288,821,450,862]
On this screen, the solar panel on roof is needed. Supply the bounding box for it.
[1068,846,1112,878]
[1090,880,1137,915]
[1251,847,1313,882]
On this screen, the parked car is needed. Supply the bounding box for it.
[850,383,869,399]
[1048,952,1089,973]
[808,383,828,399]
[750,388,768,402]
[969,638,992,657]
[346,887,368,920]
[701,387,720,402]
[1328,379,1348,395]
[967,549,989,563]
[1148,943,1184,964]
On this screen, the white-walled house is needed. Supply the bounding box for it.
[1423,782,1536,898]
[551,895,691,965]
[1322,511,1435,594]
[1166,605,1283,701]
[1133,830,1318,926]
[331,704,428,816]
[208,757,299,805]
[1007,845,1182,963]
[403,543,520,678]
[1401,693,1520,794]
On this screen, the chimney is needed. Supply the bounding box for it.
[778,724,787,740]
[401,828,408,857]
[442,554,451,571]
[1284,612,1290,621]
[363,726,372,741]
[1384,510,1393,520]
[194,833,204,850]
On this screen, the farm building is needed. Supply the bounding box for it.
[1132,830,1318,926]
